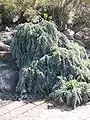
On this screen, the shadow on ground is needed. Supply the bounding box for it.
[0,91,73,112]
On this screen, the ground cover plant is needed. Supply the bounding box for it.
[10,20,90,108]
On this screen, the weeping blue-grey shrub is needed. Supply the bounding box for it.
[10,20,90,108]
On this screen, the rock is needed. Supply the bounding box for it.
[0,26,17,45]
[73,27,90,50]
[5,26,11,32]
[64,29,75,40]
[74,31,84,40]
[0,67,19,92]
[0,51,11,60]
[0,31,13,45]
[0,65,19,92]
[0,41,10,51]
[82,27,90,40]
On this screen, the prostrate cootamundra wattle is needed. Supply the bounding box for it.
[10,20,90,108]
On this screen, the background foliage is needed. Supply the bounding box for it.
[0,0,90,31]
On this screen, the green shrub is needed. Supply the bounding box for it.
[87,0,90,4]
[68,1,90,30]
[0,0,15,11]
[10,20,90,108]
[49,79,90,108]
[0,0,37,24]
[35,0,90,31]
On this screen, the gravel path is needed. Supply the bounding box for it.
[0,99,90,120]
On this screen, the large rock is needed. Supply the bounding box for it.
[0,62,19,92]
[0,51,11,60]
[74,31,84,40]
[64,29,74,40]
[0,41,10,51]
[0,27,17,45]
[82,27,90,40]
[63,27,90,49]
